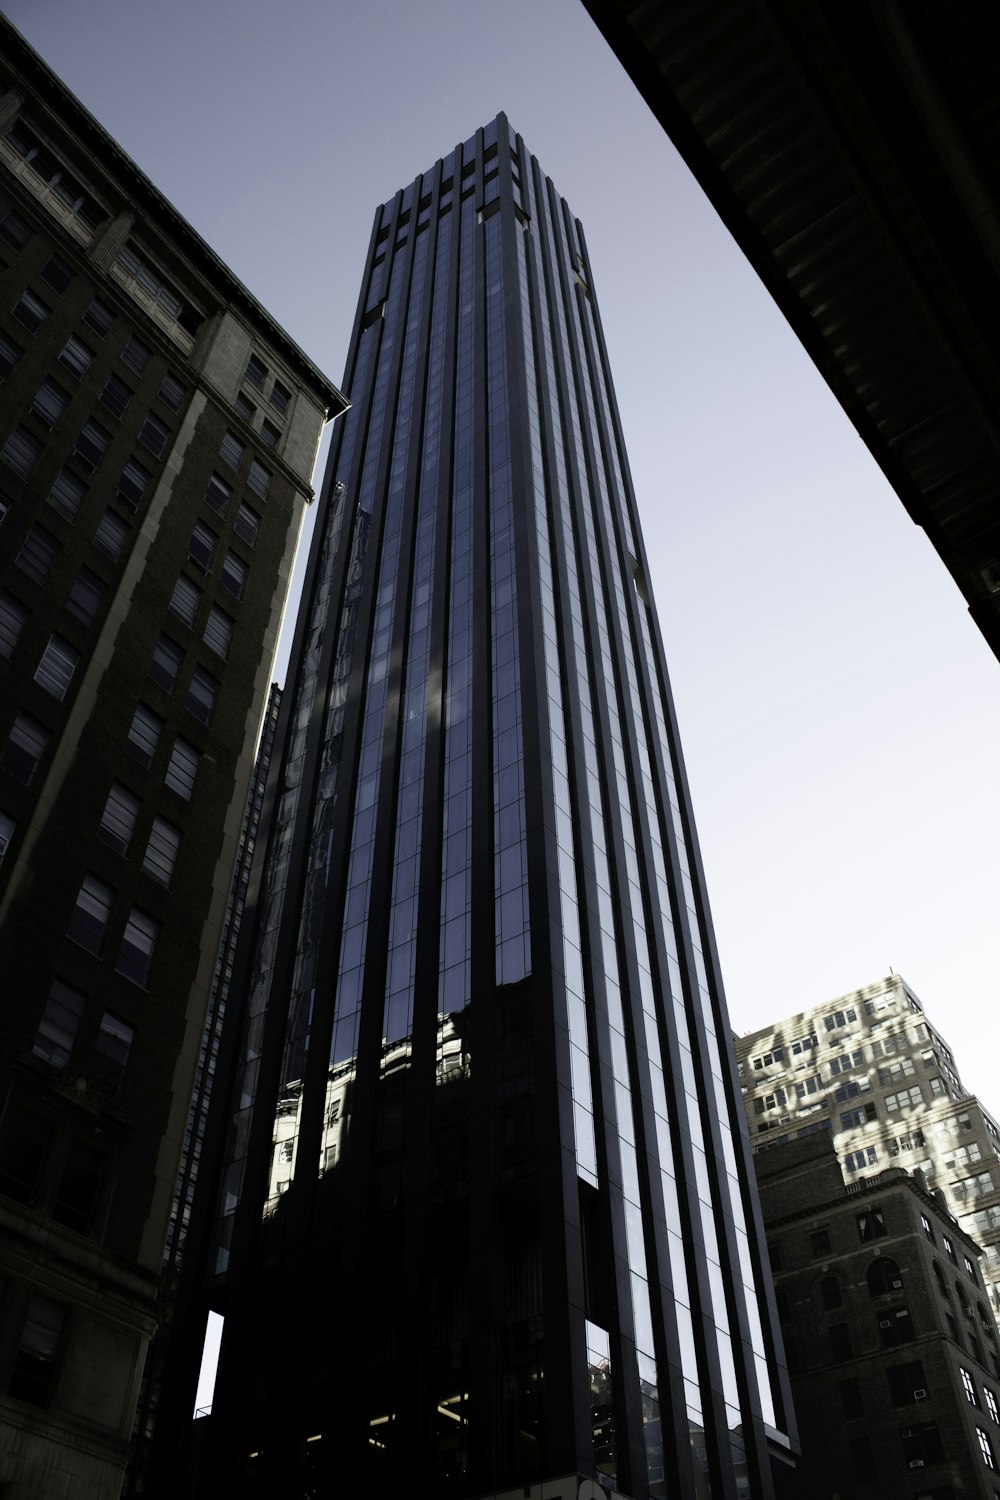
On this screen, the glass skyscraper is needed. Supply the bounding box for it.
[189,114,794,1499]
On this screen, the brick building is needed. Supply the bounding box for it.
[0,18,345,1498]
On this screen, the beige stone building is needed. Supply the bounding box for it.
[737,975,1000,1322]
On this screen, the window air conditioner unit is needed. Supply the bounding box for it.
[879,1319,891,1327]
[892,1279,903,1289]
[913,1389,927,1401]
[908,1459,925,1469]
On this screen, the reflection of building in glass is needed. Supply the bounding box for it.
[175,114,795,1498]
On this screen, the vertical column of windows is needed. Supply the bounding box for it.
[381,209,453,1051]
[485,217,530,987]
[526,160,666,1482]
[574,234,777,1436]
[542,168,662,1358]
[326,231,429,1103]
[257,274,395,1217]
[533,166,695,1484]
[438,194,477,1015]
[574,232,744,1455]
[215,329,375,1256]
[514,221,597,1186]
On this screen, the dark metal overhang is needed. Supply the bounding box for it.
[582,0,1000,660]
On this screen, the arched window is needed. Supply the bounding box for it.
[932,1261,949,1298]
[867,1257,902,1297]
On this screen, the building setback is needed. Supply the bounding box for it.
[0,20,345,1499]
[756,1136,1000,1496]
[736,975,1000,1322]
[177,113,795,1500]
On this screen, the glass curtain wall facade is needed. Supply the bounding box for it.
[195,114,793,1499]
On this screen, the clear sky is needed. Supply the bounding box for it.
[7,0,998,1100]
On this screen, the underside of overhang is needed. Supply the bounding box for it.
[583,0,1000,660]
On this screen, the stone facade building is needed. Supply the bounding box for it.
[0,19,345,1498]
[758,1136,1000,1497]
[737,976,1000,1324]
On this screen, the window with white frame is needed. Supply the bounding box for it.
[877,1057,916,1086]
[884,1085,923,1112]
[952,1171,994,1203]
[977,1427,996,1469]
